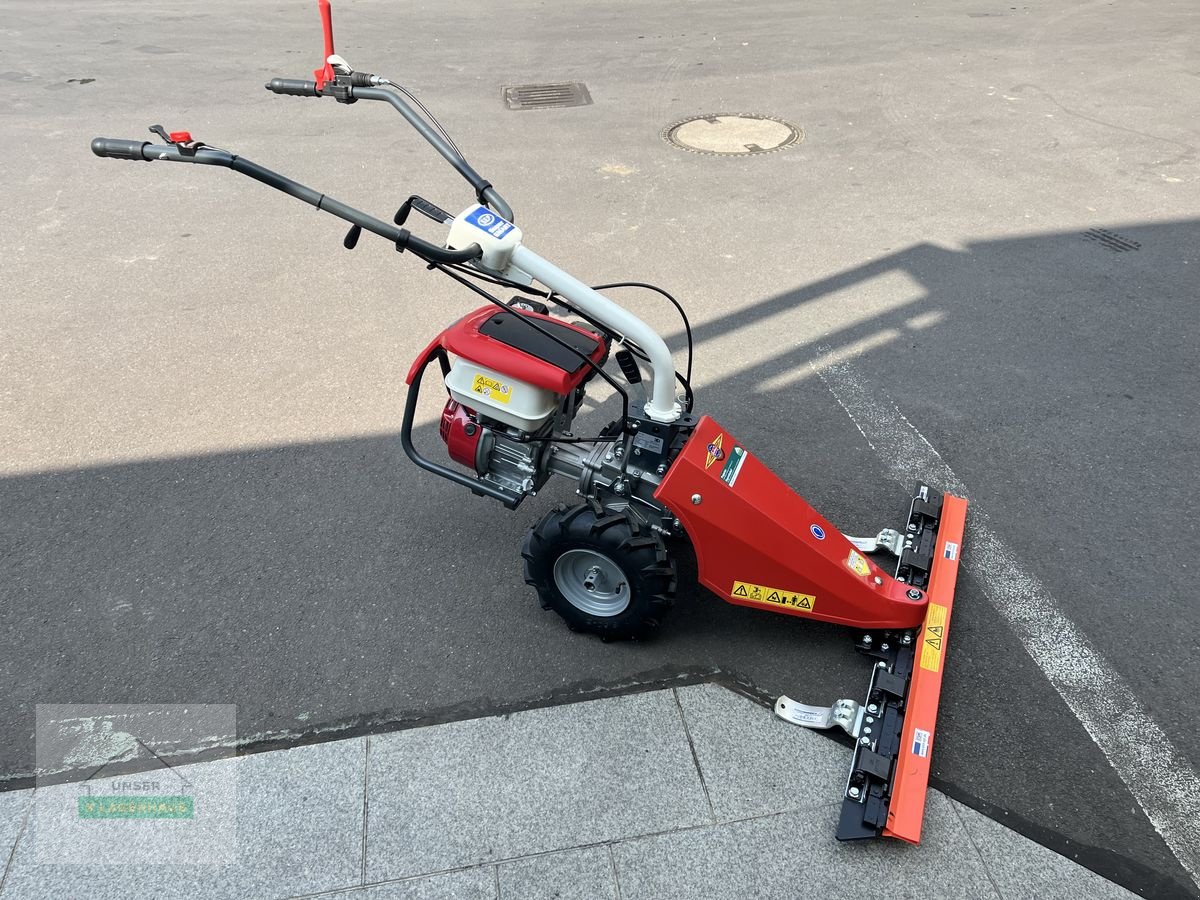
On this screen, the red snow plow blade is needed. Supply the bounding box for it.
[882,492,966,842]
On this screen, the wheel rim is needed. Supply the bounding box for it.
[553,549,631,617]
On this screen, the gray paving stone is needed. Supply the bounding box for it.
[365,691,710,882]
[613,793,999,900]
[315,868,497,899]
[674,683,848,821]
[953,800,1140,900]
[497,845,617,900]
[0,788,33,885]
[0,739,365,899]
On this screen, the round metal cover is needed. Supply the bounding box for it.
[663,114,802,156]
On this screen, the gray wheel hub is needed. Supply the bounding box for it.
[553,549,630,617]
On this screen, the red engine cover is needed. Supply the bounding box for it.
[440,400,483,472]
[406,306,607,394]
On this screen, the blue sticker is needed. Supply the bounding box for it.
[912,728,931,758]
[810,524,826,541]
[463,206,515,239]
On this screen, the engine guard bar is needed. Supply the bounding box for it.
[89,139,482,265]
[401,347,524,509]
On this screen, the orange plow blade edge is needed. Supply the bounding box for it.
[795,488,968,843]
[883,491,967,843]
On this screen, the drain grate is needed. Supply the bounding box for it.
[1082,228,1141,252]
[503,82,592,111]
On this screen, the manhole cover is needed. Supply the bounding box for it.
[663,114,802,156]
[504,82,592,110]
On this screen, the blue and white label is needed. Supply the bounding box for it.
[464,206,515,239]
[912,728,931,758]
[810,524,826,541]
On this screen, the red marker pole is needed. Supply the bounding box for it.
[313,0,336,90]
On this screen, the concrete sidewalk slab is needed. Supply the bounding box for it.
[0,790,31,889]
[325,869,496,899]
[674,682,846,821]
[954,802,1143,900]
[1,740,364,899]
[611,794,998,900]
[365,690,710,882]
[497,845,617,900]
[0,685,1141,900]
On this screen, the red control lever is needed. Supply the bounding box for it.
[313,0,336,91]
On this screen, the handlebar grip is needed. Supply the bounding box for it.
[90,138,149,160]
[266,78,320,97]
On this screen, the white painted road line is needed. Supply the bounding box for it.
[812,348,1200,888]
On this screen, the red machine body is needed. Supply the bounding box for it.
[656,416,928,630]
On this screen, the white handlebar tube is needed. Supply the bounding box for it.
[509,245,681,424]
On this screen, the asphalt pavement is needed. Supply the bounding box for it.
[1,1,1198,898]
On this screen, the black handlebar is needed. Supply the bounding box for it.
[90,137,151,160]
[89,138,482,265]
[265,78,320,97]
[264,75,514,223]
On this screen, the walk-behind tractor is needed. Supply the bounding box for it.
[91,1,967,844]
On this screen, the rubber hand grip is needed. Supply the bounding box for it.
[266,78,320,97]
[90,138,149,160]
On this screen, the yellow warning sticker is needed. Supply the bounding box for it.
[920,603,948,672]
[471,374,513,404]
[731,581,816,612]
[847,550,870,577]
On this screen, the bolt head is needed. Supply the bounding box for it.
[880,643,890,651]
[860,737,871,746]
[906,588,923,600]
[863,726,872,736]
[902,633,913,645]
[848,786,861,799]
[862,634,873,645]
[691,494,702,505]
[867,703,878,714]
[865,716,875,724]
